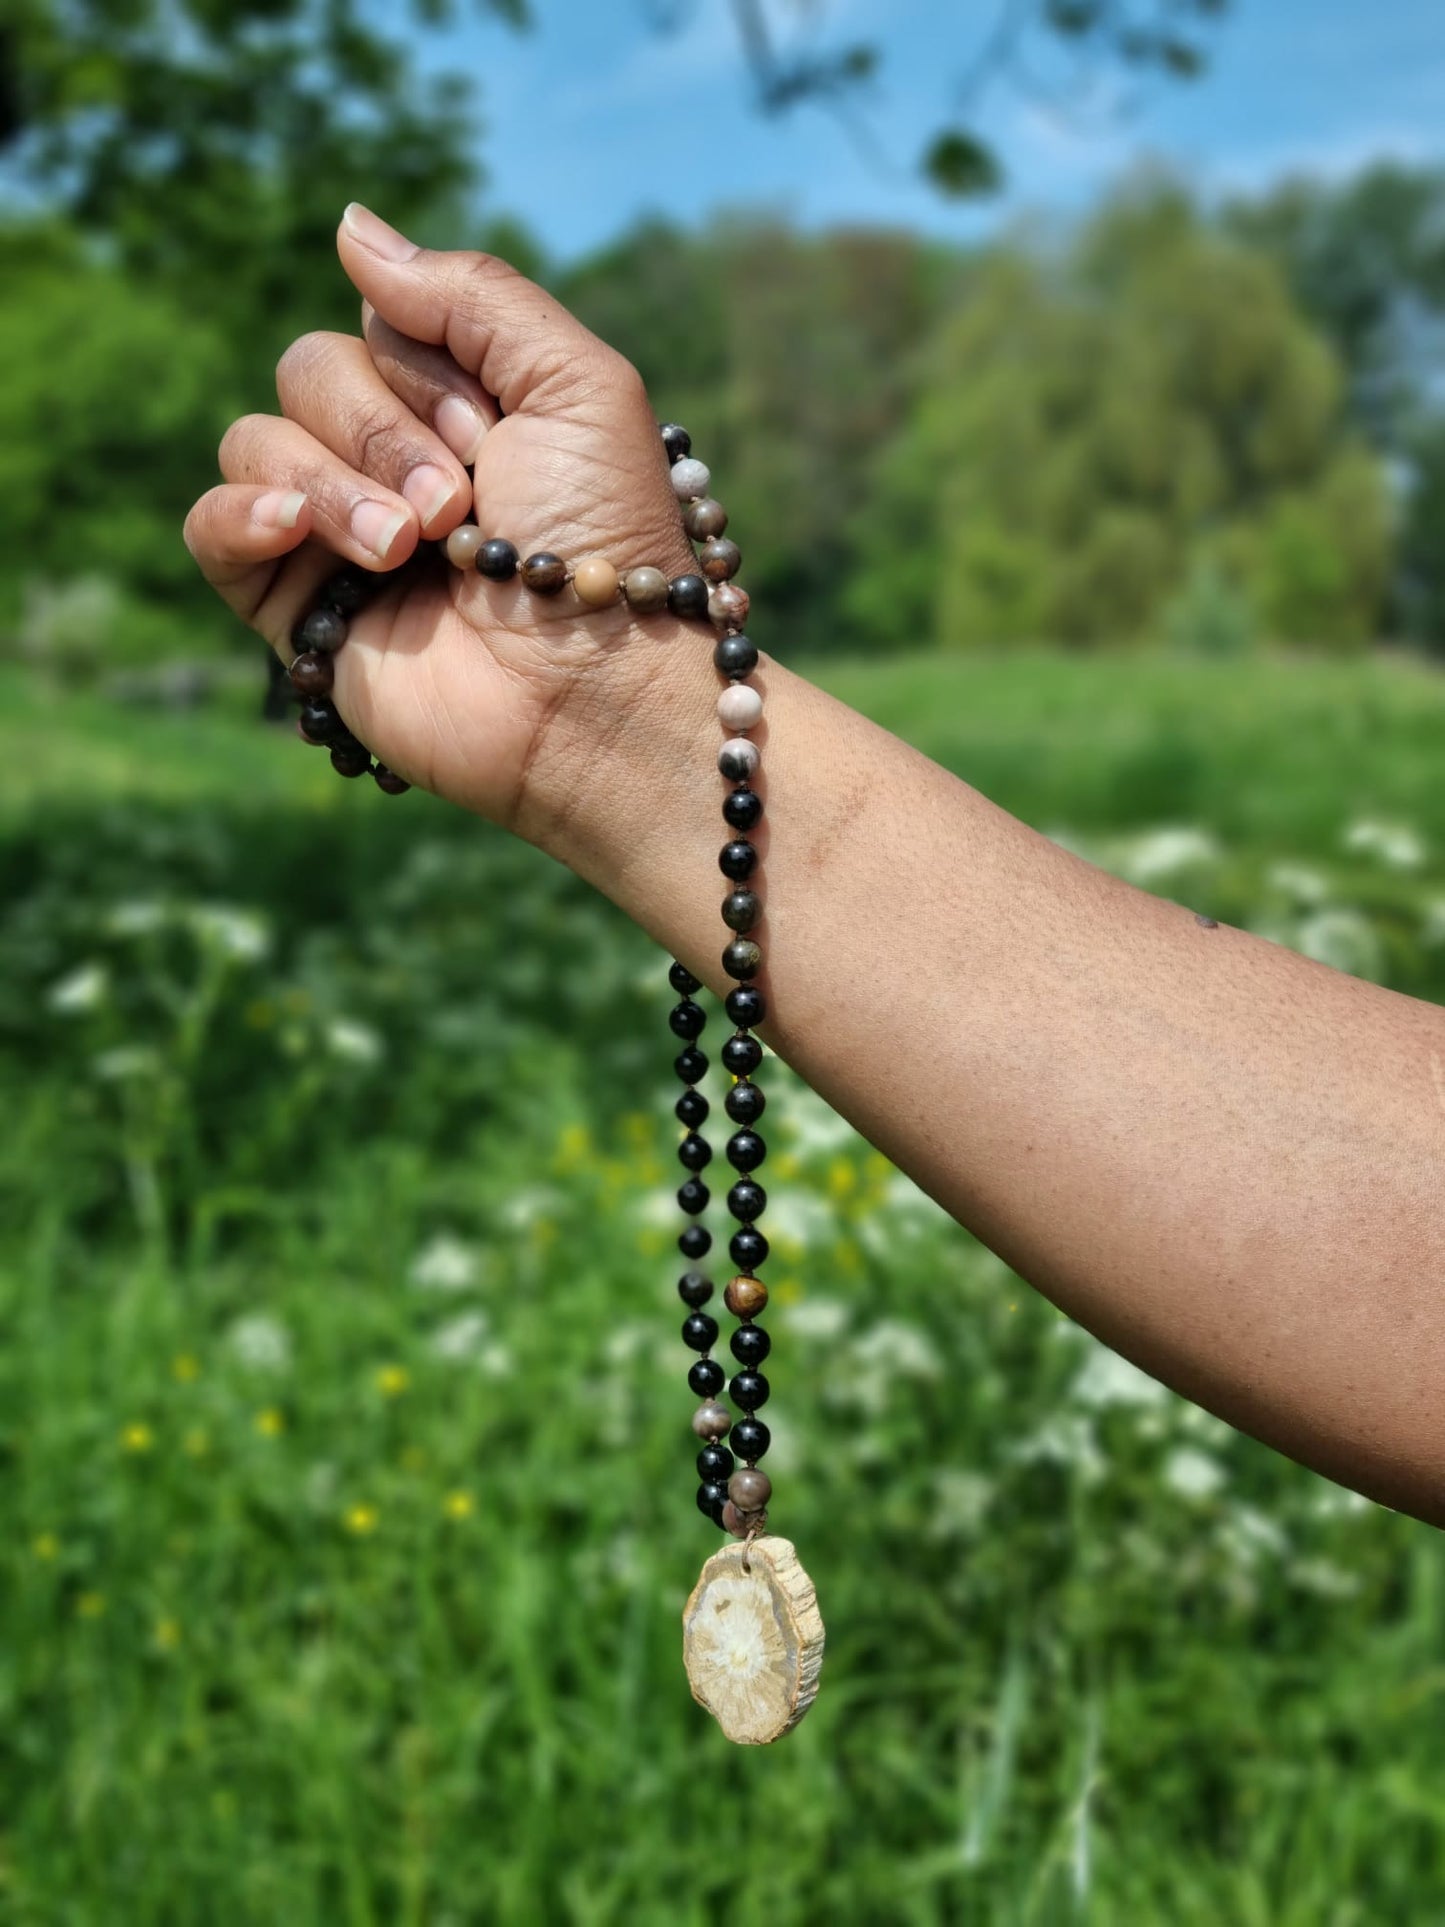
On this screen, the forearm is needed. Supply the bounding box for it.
[522,631,1445,1524]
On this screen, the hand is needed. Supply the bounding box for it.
[183,202,711,833]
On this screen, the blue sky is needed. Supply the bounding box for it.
[412,0,1445,262]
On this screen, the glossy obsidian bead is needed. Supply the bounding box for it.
[477,537,519,581]
[660,422,692,463]
[299,698,343,743]
[722,1032,763,1077]
[667,573,710,620]
[289,649,333,697]
[697,1443,735,1483]
[330,741,372,778]
[722,940,762,981]
[719,840,757,882]
[669,960,701,995]
[730,1369,770,1412]
[697,1481,727,1524]
[726,1081,766,1125]
[678,1133,712,1172]
[668,999,705,1040]
[731,1417,771,1461]
[678,1270,713,1307]
[727,1130,766,1172]
[688,1357,725,1398]
[373,765,410,795]
[682,1311,719,1353]
[729,1227,769,1271]
[294,606,348,654]
[722,889,760,933]
[674,1046,708,1084]
[520,551,568,595]
[325,567,372,616]
[677,1176,710,1215]
[679,1224,711,1260]
[727,1178,766,1221]
[675,1089,709,1129]
[725,986,766,1028]
[730,1323,772,1366]
[713,633,758,679]
[723,789,763,832]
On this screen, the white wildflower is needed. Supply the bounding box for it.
[104,900,167,938]
[1294,908,1384,981]
[48,961,109,1014]
[324,1017,383,1065]
[929,1469,996,1538]
[227,1313,293,1373]
[781,1297,850,1341]
[408,1233,480,1293]
[1116,827,1221,886]
[1071,1346,1169,1410]
[498,1186,560,1230]
[1266,862,1329,905]
[1288,1557,1361,1599]
[1421,900,1445,948]
[429,1310,491,1361]
[1343,818,1426,871]
[858,1319,941,1379]
[1218,1503,1289,1567]
[1162,1447,1226,1500]
[1006,1413,1106,1482]
[478,1342,514,1378]
[780,1084,859,1159]
[189,904,271,962]
[91,1045,159,1081]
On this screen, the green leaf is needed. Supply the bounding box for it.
[922,128,1003,199]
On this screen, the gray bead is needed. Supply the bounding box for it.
[728,1468,772,1511]
[670,457,711,500]
[718,737,759,783]
[622,566,670,613]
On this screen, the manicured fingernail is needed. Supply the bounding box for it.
[254,489,307,530]
[351,498,409,559]
[434,394,488,465]
[342,202,419,263]
[403,463,457,528]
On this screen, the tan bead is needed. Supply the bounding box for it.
[573,555,620,607]
[729,1468,772,1512]
[691,1401,732,1440]
[445,525,484,569]
[725,1275,769,1318]
[622,565,670,613]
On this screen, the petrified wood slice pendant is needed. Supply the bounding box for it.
[682,1535,824,1744]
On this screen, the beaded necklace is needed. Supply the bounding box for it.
[282,424,824,1745]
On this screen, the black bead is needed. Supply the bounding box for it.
[674,1046,708,1084]
[678,1270,714,1307]
[679,1224,711,1260]
[678,1133,712,1172]
[725,986,766,1028]
[723,789,763,833]
[325,567,372,616]
[722,1033,763,1077]
[668,999,706,1040]
[689,1357,726,1397]
[697,1443,735,1483]
[669,960,701,995]
[288,649,334,697]
[373,765,410,795]
[294,606,348,654]
[726,1081,766,1125]
[682,1311,719,1353]
[675,1089,709,1129]
[730,1227,769,1271]
[731,1324,772,1367]
[713,633,758,679]
[719,840,757,882]
[677,1176,710,1215]
[727,1178,766,1222]
[298,698,344,744]
[727,1130,766,1173]
[722,889,760,933]
[660,422,692,463]
[476,537,519,581]
[731,1417,771,1462]
[730,1369,770,1412]
[667,573,710,620]
[330,741,372,778]
[722,940,762,981]
[697,1481,727,1525]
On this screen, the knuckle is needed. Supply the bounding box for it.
[217,412,266,472]
[275,329,343,402]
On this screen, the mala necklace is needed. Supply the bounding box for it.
[283,423,824,1745]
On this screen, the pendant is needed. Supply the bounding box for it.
[682,1535,825,1744]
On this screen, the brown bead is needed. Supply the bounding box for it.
[521,551,568,596]
[691,1401,732,1440]
[573,555,620,607]
[725,1275,769,1319]
[684,497,728,541]
[700,537,742,582]
[708,582,749,629]
[373,765,410,795]
[722,1500,767,1540]
[445,525,485,570]
[729,1468,772,1511]
[289,650,333,697]
[622,565,670,613]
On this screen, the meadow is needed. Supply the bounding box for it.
[3,644,1445,1925]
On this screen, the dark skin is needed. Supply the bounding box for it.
[185,202,1445,1528]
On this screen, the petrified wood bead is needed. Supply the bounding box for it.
[728,1467,772,1511]
[725,1274,769,1318]
[700,537,742,582]
[521,551,569,596]
[684,496,729,541]
[622,565,670,613]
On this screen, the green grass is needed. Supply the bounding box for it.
[3,647,1445,1924]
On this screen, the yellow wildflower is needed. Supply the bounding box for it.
[183,1427,210,1458]
[243,998,276,1030]
[375,1365,410,1399]
[399,1444,427,1473]
[443,1490,474,1520]
[154,1618,181,1652]
[344,1503,378,1536]
[76,1591,105,1619]
[31,1532,58,1562]
[171,1353,201,1383]
[254,1407,285,1438]
[827,1157,857,1201]
[554,1122,592,1171]
[120,1422,154,1454]
[773,1275,804,1306]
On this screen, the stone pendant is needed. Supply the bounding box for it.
[682,1535,824,1744]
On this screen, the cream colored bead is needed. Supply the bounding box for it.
[718,684,763,731]
[573,555,620,607]
[445,525,484,569]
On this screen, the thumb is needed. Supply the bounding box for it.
[336,203,616,417]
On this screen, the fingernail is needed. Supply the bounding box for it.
[254,489,307,530]
[402,463,458,528]
[351,498,409,559]
[434,394,488,465]
[342,202,419,263]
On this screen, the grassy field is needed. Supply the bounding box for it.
[3,646,1445,1924]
